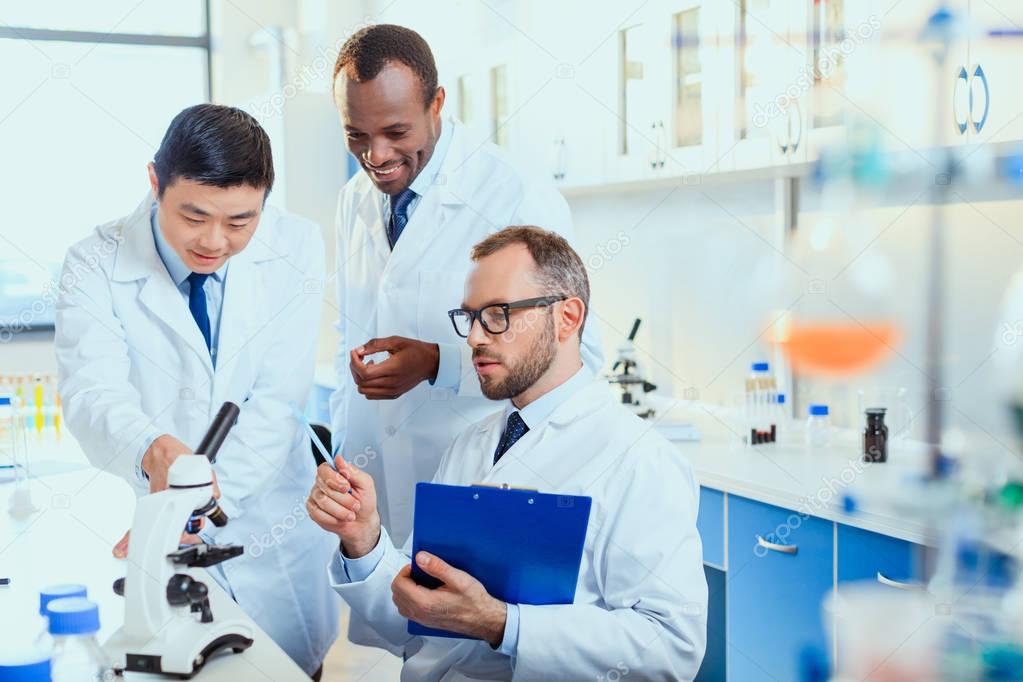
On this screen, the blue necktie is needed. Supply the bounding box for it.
[388,188,417,248]
[187,272,211,351]
[494,411,529,464]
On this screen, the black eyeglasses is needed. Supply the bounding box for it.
[447,296,567,338]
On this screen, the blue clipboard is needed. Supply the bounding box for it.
[408,482,592,639]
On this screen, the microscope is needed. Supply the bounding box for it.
[104,403,254,678]
[608,318,658,419]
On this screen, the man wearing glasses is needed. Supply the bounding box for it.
[307,227,707,681]
[328,24,603,552]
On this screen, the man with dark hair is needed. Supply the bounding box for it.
[308,226,707,680]
[55,103,339,678]
[328,24,604,562]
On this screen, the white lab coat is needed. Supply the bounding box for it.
[55,195,340,675]
[331,379,708,681]
[331,117,604,547]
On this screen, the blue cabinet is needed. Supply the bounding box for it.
[696,565,727,682]
[837,524,919,587]
[726,496,833,682]
[698,487,725,568]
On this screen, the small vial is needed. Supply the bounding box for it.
[863,407,889,463]
[806,404,831,451]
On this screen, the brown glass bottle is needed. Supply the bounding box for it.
[863,408,888,463]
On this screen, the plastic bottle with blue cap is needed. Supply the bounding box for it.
[774,393,789,443]
[35,584,89,649]
[806,404,831,451]
[46,597,110,682]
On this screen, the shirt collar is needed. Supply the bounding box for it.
[406,117,452,198]
[151,205,227,286]
[505,364,593,431]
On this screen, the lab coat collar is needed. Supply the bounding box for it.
[107,193,284,374]
[483,377,617,486]
[349,116,469,213]
[481,374,614,440]
[434,117,479,206]
[112,193,289,283]
[111,193,164,283]
[505,364,592,431]
[407,115,452,199]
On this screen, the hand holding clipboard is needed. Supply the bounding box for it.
[406,482,592,639]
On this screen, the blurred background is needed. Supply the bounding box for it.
[6,2,1023,680]
[4,0,1023,458]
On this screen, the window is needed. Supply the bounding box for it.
[0,3,210,334]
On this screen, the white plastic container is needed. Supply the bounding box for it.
[806,404,831,450]
[46,597,109,682]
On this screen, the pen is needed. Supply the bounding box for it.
[288,402,338,471]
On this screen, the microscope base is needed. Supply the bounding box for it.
[106,617,254,679]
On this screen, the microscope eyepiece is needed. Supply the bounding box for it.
[196,402,240,464]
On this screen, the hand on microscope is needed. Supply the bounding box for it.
[113,467,222,559]
[141,434,193,493]
[306,455,381,559]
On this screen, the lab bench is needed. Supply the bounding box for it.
[682,434,928,682]
[0,435,309,681]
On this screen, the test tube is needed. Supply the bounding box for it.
[33,375,44,434]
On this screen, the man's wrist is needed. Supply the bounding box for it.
[426,342,440,382]
[480,598,508,648]
[339,522,381,559]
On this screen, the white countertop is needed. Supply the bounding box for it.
[310,373,938,546]
[655,402,938,546]
[0,432,307,681]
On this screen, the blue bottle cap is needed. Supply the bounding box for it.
[0,396,10,406]
[0,651,50,682]
[39,584,87,615]
[777,393,786,404]
[809,404,829,416]
[752,362,769,372]
[46,598,100,635]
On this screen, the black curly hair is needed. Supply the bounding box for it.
[333,24,439,108]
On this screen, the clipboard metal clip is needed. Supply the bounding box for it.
[470,482,539,492]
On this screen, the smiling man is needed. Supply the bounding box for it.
[328,24,603,560]
[308,226,707,680]
[55,104,339,678]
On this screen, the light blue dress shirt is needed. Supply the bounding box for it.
[336,364,593,659]
[373,120,460,391]
[134,207,229,483]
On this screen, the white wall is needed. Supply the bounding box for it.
[347,0,1023,462]
[7,1,1023,463]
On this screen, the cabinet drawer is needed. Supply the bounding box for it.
[727,496,833,682]
[697,487,725,567]
[837,524,919,588]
